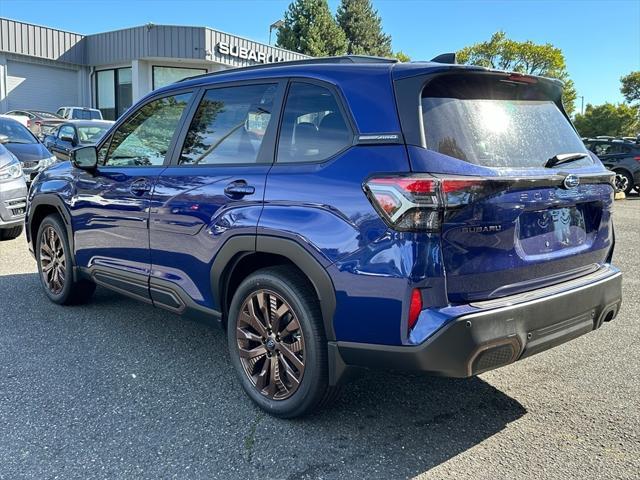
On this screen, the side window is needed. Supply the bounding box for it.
[277,82,351,163]
[179,84,277,165]
[104,93,192,167]
[56,108,65,118]
[593,143,612,156]
[58,125,76,140]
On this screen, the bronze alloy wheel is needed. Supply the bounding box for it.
[236,289,306,400]
[39,226,66,295]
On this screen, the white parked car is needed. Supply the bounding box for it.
[56,107,103,121]
[0,113,29,128]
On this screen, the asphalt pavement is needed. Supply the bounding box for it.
[0,198,638,480]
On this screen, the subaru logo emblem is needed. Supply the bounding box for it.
[563,174,580,189]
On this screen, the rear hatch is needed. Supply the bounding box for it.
[393,69,615,303]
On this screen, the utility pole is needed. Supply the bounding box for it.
[577,95,585,115]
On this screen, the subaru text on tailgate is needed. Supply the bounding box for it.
[25,55,622,417]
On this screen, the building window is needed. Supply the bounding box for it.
[152,66,207,90]
[96,67,133,121]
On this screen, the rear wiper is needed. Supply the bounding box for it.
[545,152,588,168]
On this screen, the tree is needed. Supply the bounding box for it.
[276,0,347,56]
[393,51,411,62]
[621,71,640,104]
[457,31,577,115]
[336,0,392,57]
[573,103,639,137]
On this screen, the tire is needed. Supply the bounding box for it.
[0,225,23,241]
[36,214,95,305]
[227,265,339,418]
[613,170,633,195]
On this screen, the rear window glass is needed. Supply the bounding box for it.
[421,75,591,169]
[72,110,101,120]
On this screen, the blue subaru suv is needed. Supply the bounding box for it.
[25,56,622,417]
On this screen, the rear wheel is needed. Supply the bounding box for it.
[36,214,95,305]
[227,266,338,418]
[613,170,633,195]
[0,225,23,241]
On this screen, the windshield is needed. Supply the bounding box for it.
[0,119,37,144]
[72,110,101,120]
[421,75,591,169]
[77,125,109,143]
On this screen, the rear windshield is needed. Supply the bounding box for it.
[421,75,591,169]
[72,110,101,120]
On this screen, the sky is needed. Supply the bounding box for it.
[1,0,638,108]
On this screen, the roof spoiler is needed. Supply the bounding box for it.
[430,53,457,64]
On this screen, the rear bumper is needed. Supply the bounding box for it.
[331,265,622,381]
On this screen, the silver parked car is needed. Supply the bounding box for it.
[0,144,28,240]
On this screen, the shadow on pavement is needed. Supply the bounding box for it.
[0,272,526,479]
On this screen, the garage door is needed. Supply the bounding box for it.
[6,60,79,112]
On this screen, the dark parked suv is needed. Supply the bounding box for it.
[583,137,640,194]
[26,56,622,417]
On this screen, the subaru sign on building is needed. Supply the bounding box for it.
[0,18,307,120]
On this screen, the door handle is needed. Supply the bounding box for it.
[224,181,255,198]
[130,179,152,195]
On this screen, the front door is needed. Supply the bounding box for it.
[149,82,284,313]
[50,124,77,161]
[72,91,195,301]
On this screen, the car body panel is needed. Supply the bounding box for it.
[26,60,621,360]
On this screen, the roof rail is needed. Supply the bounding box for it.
[179,55,398,83]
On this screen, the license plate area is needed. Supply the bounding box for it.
[517,206,592,255]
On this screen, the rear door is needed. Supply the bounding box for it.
[395,71,615,303]
[148,81,285,311]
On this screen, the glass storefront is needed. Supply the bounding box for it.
[152,66,207,90]
[96,67,132,120]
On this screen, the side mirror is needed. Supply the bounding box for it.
[0,134,9,144]
[60,135,76,145]
[72,146,98,171]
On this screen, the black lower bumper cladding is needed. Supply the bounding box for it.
[331,265,622,383]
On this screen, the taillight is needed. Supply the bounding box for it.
[364,175,489,232]
[408,288,422,331]
[634,156,640,162]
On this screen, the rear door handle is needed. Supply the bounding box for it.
[130,179,152,195]
[224,181,255,198]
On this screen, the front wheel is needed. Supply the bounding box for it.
[36,214,95,305]
[0,225,23,241]
[227,266,338,418]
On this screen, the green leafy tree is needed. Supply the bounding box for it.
[393,51,411,62]
[336,0,392,57]
[457,31,577,115]
[276,0,347,56]
[573,103,639,137]
[620,71,640,104]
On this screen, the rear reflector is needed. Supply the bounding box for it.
[364,175,493,232]
[408,289,422,332]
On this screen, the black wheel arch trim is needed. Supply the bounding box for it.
[211,235,337,341]
[28,194,78,279]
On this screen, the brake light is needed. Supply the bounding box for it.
[505,73,538,84]
[364,175,489,232]
[634,156,640,162]
[408,289,422,331]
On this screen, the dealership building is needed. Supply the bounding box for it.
[0,18,307,120]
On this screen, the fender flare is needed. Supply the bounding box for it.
[211,235,337,341]
[28,194,74,253]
